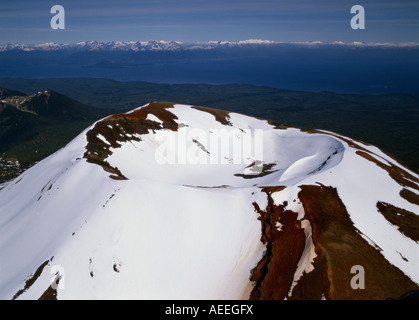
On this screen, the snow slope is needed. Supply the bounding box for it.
[0,102,418,300]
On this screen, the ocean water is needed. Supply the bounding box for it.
[0,45,418,94]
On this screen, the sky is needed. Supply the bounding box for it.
[0,0,418,44]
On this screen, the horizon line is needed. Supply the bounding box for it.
[1,39,419,48]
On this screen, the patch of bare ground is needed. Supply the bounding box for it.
[38,276,60,300]
[250,184,418,300]
[84,101,178,179]
[293,184,418,300]
[376,202,419,242]
[12,257,53,300]
[356,150,419,191]
[183,184,230,188]
[400,188,419,206]
[266,120,291,130]
[250,186,307,300]
[235,163,278,179]
[191,106,232,126]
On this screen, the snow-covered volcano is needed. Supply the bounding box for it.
[0,102,418,300]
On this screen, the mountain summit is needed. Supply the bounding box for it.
[0,101,418,300]
[14,89,96,119]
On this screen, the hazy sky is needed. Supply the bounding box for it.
[0,0,418,44]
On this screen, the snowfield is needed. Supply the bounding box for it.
[0,103,418,300]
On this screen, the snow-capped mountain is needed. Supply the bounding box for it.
[1,40,418,52]
[0,102,418,300]
[0,40,259,52]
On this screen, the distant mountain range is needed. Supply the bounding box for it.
[1,40,418,52]
[1,40,418,94]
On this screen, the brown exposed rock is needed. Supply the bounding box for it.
[250,186,307,300]
[84,101,178,179]
[12,259,51,300]
[286,251,331,300]
[356,150,419,190]
[267,119,291,130]
[400,188,419,206]
[38,276,59,300]
[250,184,418,300]
[234,163,278,179]
[12,257,55,300]
[107,101,178,129]
[296,184,418,300]
[376,202,419,242]
[191,106,232,126]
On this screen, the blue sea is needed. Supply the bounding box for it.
[0,44,418,94]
